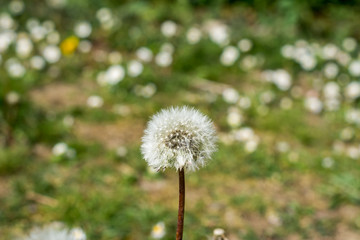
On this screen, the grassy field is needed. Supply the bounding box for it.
[1,1,360,239]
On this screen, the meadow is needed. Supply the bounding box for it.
[1,0,360,239]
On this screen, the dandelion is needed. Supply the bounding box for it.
[60,36,79,55]
[78,40,92,53]
[42,45,61,63]
[141,106,217,239]
[52,142,68,156]
[127,60,143,77]
[161,20,177,38]
[212,228,228,240]
[87,95,103,108]
[74,21,92,38]
[345,81,360,100]
[272,69,292,91]
[155,51,172,67]
[237,38,253,52]
[16,34,33,58]
[9,0,25,15]
[5,58,26,78]
[348,60,360,77]
[226,107,243,128]
[205,20,229,46]
[47,31,60,44]
[222,88,239,104]
[104,65,125,85]
[323,62,339,79]
[30,56,46,70]
[186,27,202,44]
[20,222,86,240]
[342,37,357,52]
[304,96,323,114]
[136,47,153,62]
[220,46,239,66]
[5,91,20,105]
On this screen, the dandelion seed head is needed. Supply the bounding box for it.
[141,106,217,172]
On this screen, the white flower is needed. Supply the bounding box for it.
[16,35,33,58]
[0,30,16,53]
[323,82,340,99]
[134,83,157,98]
[136,47,153,62]
[96,8,114,30]
[21,222,86,240]
[323,62,339,79]
[78,40,92,53]
[186,27,202,44]
[104,65,125,85]
[227,108,243,128]
[220,46,239,66]
[155,51,172,67]
[267,69,292,91]
[74,21,92,38]
[150,222,166,239]
[240,55,257,70]
[205,20,229,46]
[141,106,217,172]
[322,43,338,60]
[127,60,143,77]
[160,43,174,54]
[9,0,25,15]
[348,60,360,77]
[42,45,61,63]
[5,91,20,105]
[5,58,26,78]
[345,109,360,125]
[161,20,177,38]
[52,142,68,156]
[0,13,15,30]
[87,95,103,108]
[237,38,253,52]
[342,37,357,52]
[304,96,323,114]
[281,44,294,58]
[222,88,239,104]
[69,227,86,240]
[47,31,60,44]
[30,56,46,70]
[345,81,360,100]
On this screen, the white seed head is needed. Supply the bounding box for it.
[141,106,217,172]
[21,222,86,240]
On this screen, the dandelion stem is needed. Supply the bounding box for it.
[176,169,185,240]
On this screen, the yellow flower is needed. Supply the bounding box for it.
[60,36,79,55]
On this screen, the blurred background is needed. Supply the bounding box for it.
[1,0,360,239]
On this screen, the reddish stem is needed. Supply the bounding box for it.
[176,169,185,240]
